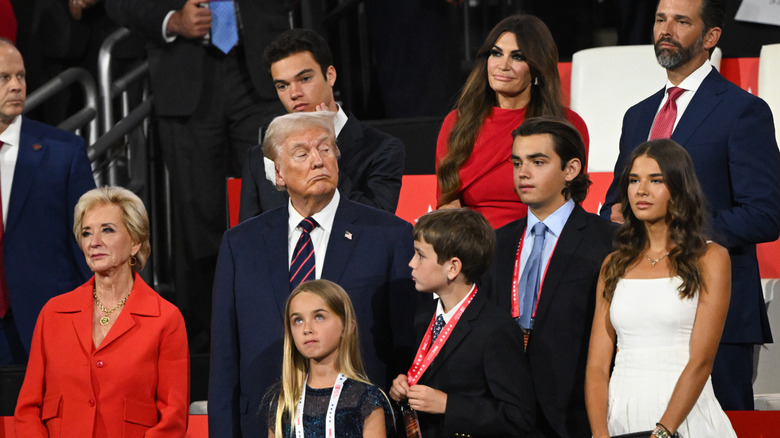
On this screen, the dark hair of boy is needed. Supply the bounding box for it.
[412,208,495,284]
[264,28,333,78]
[512,116,592,203]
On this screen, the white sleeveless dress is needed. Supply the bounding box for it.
[607,277,737,437]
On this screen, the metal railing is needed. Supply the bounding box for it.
[95,27,152,188]
[23,67,99,146]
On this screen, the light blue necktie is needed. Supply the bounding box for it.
[210,0,239,54]
[518,222,548,329]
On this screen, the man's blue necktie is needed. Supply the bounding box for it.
[210,0,239,54]
[518,222,548,329]
[289,217,318,290]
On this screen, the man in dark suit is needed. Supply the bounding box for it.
[238,29,404,221]
[600,0,780,410]
[482,116,615,437]
[0,39,94,364]
[104,0,287,348]
[209,111,417,437]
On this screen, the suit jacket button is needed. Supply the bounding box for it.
[96,360,104,368]
[88,399,96,407]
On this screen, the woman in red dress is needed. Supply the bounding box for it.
[436,14,589,229]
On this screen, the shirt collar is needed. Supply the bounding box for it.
[0,116,22,148]
[436,284,476,321]
[334,105,348,137]
[288,190,340,238]
[665,59,711,93]
[526,199,575,239]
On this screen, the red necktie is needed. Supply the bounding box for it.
[0,141,9,318]
[650,87,685,140]
[289,217,319,290]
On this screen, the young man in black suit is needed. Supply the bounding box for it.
[390,208,535,437]
[238,28,405,221]
[483,116,616,438]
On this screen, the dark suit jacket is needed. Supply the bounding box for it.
[483,204,615,438]
[208,196,417,437]
[601,67,780,344]
[413,292,536,438]
[238,111,405,221]
[105,0,289,116]
[4,117,95,352]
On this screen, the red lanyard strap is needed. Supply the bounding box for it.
[406,286,478,386]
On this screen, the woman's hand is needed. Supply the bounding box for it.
[406,384,447,414]
[390,374,409,402]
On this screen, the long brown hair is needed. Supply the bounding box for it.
[437,15,566,205]
[601,140,710,301]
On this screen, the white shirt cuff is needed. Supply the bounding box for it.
[162,10,178,43]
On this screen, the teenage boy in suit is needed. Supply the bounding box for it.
[483,116,615,438]
[390,208,535,437]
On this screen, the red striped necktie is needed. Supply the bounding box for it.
[289,217,319,290]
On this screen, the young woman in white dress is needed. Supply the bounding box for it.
[585,139,736,438]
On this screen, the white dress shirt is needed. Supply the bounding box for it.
[287,190,340,279]
[0,116,22,228]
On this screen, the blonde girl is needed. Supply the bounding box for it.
[269,280,392,438]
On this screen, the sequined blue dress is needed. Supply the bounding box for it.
[267,379,393,437]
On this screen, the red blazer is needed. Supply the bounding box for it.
[14,275,190,437]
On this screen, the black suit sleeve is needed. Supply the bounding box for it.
[340,133,405,213]
[105,0,180,43]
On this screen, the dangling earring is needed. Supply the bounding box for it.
[533,77,539,86]
[129,255,137,267]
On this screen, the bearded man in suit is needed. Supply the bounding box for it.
[601,0,780,410]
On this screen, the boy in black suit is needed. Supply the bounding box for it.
[482,116,616,438]
[390,208,536,437]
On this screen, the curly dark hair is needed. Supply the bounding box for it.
[601,139,710,301]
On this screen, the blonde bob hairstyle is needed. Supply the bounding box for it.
[73,186,151,271]
[273,279,368,437]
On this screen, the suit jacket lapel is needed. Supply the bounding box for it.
[59,280,96,356]
[96,277,159,352]
[423,294,481,380]
[636,88,665,144]
[336,113,361,157]
[7,118,46,231]
[533,205,587,324]
[672,68,723,146]
[321,197,358,283]
[265,209,293,316]
[495,219,527,310]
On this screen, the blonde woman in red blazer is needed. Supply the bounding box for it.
[14,186,190,437]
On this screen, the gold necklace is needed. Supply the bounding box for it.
[643,251,670,267]
[93,284,131,326]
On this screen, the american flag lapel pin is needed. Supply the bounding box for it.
[344,231,352,240]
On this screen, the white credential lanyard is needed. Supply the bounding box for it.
[295,373,348,438]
